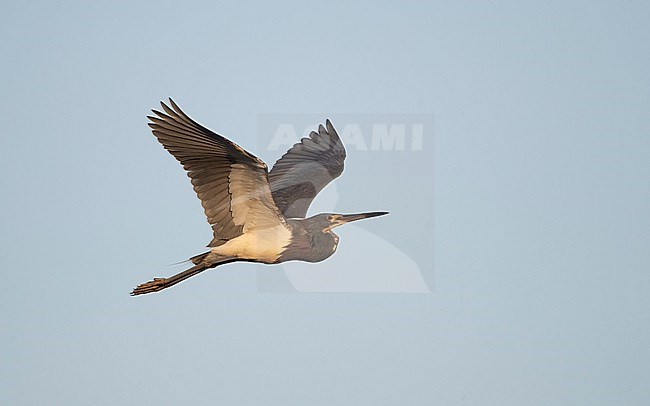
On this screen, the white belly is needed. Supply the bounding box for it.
[211,224,292,262]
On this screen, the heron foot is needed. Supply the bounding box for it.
[131,277,167,296]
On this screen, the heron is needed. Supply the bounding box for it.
[131,99,388,295]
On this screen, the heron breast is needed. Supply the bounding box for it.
[211,224,292,263]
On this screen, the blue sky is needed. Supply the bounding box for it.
[1,1,649,404]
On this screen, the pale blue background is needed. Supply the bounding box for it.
[1,1,649,405]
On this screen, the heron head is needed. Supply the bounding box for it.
[316,211,389,232]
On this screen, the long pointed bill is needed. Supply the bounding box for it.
[336,211,389,226]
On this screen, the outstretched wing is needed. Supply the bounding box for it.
[268,120,346,218]
[148,98,287,247]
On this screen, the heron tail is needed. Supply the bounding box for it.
[130,254,237,296]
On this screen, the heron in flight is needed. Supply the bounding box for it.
[131,99,388,295]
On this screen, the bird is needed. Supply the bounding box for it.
[131,98,388,295]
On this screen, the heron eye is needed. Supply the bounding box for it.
[327,215,333,221]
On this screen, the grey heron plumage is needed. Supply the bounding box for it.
[131,99,388,295]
